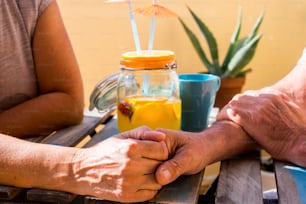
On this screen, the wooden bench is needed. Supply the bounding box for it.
[0,110,304,204]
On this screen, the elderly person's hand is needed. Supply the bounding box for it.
[154,120,257,185]
[217,88,306,167]
[69,126,168,202]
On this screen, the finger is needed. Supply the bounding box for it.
[216,94,248,121]
[113,188,158,203]
[142,130,166,141]
[138,174,162,190]
[118,175,161,202]
[128,189,158,203]
[138,140,168,161]
[153,129,199,185]
[129,156,163,174]
[216,103,231,121]
[217,95,257,123]
[217,104,244,124]
[156,128,189,155]
[120,126,166,142]
[131,190,158,203]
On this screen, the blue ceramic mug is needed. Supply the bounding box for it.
[179,73,220,132]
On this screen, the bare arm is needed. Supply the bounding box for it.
[0,1,84,137]
[0,127,168,202]
[0,133,77,188]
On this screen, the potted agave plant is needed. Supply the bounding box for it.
[179,6,264,108]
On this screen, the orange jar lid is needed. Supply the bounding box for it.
[120,50,176,69]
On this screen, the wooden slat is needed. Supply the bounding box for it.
[215,151,263,204]
[40,113,112,146]
[25,135,48,143]
[27,188,76,203]
[84,117,118,147]
[0,186,23,200]
[152,171,204,204]
[274,161,302,204]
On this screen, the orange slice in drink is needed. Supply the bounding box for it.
[131,103,171,127]
[130,97,170,125]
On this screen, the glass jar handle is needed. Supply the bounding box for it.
[89,73,120,112]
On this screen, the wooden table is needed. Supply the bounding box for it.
[0,109,304,204]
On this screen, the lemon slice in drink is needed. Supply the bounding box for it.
[129,97,171,127]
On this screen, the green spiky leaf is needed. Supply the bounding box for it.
[246,10,265,42]
[178,17,217,74]
[179,6,264,78]
[223,33,262,78]
[187,6,220,70]
[221,8,242,73]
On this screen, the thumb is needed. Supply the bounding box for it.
[155,150,190,185]
[154,128,190,185]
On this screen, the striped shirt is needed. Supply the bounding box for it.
[0,0,53,111]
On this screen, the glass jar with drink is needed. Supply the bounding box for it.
[89,50,181,132]
[117,50,181,132]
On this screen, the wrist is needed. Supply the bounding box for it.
[202,120,258,164]
[57,147,86,195]
[33,145,79,193]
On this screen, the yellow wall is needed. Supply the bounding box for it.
[57,0,306,108]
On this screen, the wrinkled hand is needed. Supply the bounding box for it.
[153,129,207,185]
[217,88,306,167]
[72,126,168,202]
[154,119,256,186]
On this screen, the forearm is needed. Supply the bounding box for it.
[0,134,77,191]
[0,92,84,138]
[199,120,259,166]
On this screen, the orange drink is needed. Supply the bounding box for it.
[117,96,181,132]
[117,50,181,132]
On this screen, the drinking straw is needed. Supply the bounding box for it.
[105,0,141,52]
[127,0,141,52]
[142,74,150,96]
[148,0,157,54]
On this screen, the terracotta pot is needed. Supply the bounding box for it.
[214,76,246,109]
